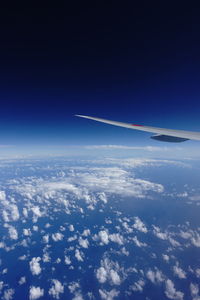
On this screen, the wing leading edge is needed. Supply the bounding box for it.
[75,115,200,142]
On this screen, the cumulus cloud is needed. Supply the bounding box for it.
[99,289,119,300]
[133,217,148,233]
[191,233,200,247]
[29,257,42,276]
[165,279,184,300]
[96,258,122,286]
[173,264,186,279]
[52,233,64,242]
[109,233,124,245]
[18,276,26,285]
[31,206,42,222]
[146,269,165,284]
[162,254,170,262]
[2,289,14,300]
[98,230,109,245]
[131,279,145,292]
[96,267,107,283]
[29,286,44,300]
[0,191,6,201]
[48,279,64,299]
[75,249,84,262]
[69,224,75,232]
[78,237,89,248]
[64,256,71,265]
[132,236,147,247]
[8,225,18,240]
[190,283,199,298]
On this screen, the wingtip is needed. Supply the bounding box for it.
[75,114,91,119]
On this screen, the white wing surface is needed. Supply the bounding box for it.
[75,115,200,142]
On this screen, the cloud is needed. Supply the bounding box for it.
[96,267,107,283]
[173,264,186,279]
[165,279,184,300]
[190,283,199,298]
[29,257,42,276]
[189,195,200,201]
[18,276,26,285]
[162,254,170,262]
[8,225,18,240]
[191,233,200,247]
[132,236,147,247]
[96,258,122,286]
[48,280,64,299]
[130,279,145,292]
[133,217,148,233]
[29,286,44,300]
[69,224,75,232]
[2,289,15,300]
[109,233,124,245]
[68,282,83,300]
[31,206,42,222]
[52,233,64,242]
[84,145,173,152]
[64,256,71,265]
[99,289,119,300]
[78,237,89,248]
[0,191,6,201]
[75,249,84,262]
[146,269,165,284]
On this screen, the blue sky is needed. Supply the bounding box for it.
[0,3,200,157]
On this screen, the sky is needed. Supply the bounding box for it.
[0,2,200,157]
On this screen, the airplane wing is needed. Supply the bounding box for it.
[75,115,200,142]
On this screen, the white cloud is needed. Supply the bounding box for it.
[84,145,172,152]
[82,229,90,237]
[190,283,199,298]
[43,234,49,244]
[31,206,42,222]
[133,217,148,233]
[99,289,119,300]
[132,236,147,247]
[29,286,44,300]
[162,254,170,262]
[48,279,64,299]
[98,230,109,245]
[109,270,121,285]
[195,268,200,278]
[68,282,83,300]
[173,264,186,279]
[18,276,26,285]
[64,256,71,265]
[96,267,107,283]
[75,249,84,262]
[152,226,168,240]
[96,258,122,286]
[191,233,200,247]
[29,257,42,276]
[78,237,89,248]
[69,224,74,232]
[146,269,164,284]
[0,191,6,201]
[8,225,18,240]
[165,279,184,300]
[109,233,124,245]
[2,289,14,300]
[23,228,32,236]
[131,279,145,292]
[52,233,64,242]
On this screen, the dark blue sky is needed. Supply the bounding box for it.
[0,2,200,150]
